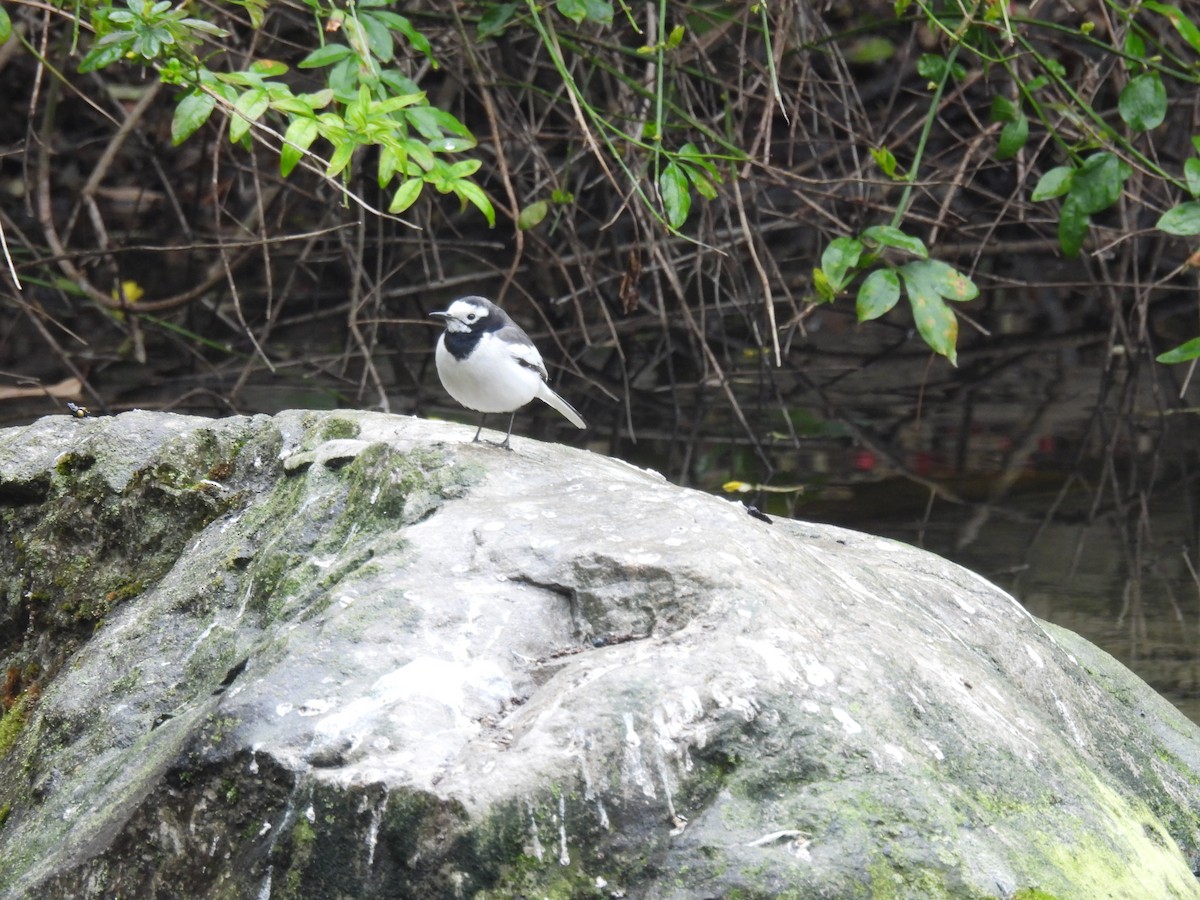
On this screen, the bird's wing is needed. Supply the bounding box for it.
[500,325,550,380]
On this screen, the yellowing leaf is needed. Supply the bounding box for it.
[900,262,959,364]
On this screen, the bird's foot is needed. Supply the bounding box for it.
[472,436,514,450]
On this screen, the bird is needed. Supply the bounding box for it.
[429,296,586,449]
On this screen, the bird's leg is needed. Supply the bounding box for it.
[472,413,487,443]
[497,411,517,451]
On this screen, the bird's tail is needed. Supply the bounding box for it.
[537,383,587,429]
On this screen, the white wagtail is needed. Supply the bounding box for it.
[429,296,586,449]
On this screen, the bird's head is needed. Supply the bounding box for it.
[429,296,498,334]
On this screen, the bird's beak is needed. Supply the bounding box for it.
[429,310,449,320]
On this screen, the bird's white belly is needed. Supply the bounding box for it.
[436,339,542,412]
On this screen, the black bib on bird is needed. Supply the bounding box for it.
[440,329,483,361]
[440,310,509,361]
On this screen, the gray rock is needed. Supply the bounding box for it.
[0,409,1198,898]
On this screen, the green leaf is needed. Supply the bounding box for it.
[989,95,1016,123]
[517,200,549,231]
[1068,152,1130,215]
[216,70,267,88]
[452,180,495,226]
[860,225,928,258]
[269,95,316,116]
[315,110,346,133]
[379,70,422,97]
[405,106,449,140]
[0,6,12,43]
[870,146,899,179]
[345,84,371,130]
[1142,2,1200,54]
[857,269,901,322]
[1118,72,1167,132]
[171,91,216,145]
[996,111,1028,161]
[210,82,238,105]
[681,163,718,200]
[900,262,959,364]
[377,143,401,186]
[1157,201,1200,235]
[1058,196,1090,257]
[388,178,423,214]
[478,3,519,38]
[1124,31,1145,59]
[249,59,288,77]
[231,0,266,27]
[903,259,978,302]
[370,11,433,58]
[666,24,686,50]
[80,39,132,73]
[326,140,356,178]
[418,108,474,139]
[300,89,334,110]
[298,44,354,68]
[820,237,863,292]
[427,136,475,153]
[136,31,162,59]
[359,11,394,63]
[1157,336,1200,364]
[812,268,836,303]
[229,88,270,143]
[375,92,428,115]
[446,159,482,179]
[328,56,359,100]
[916,54,956,81]
[402,138,435,171]
[1186,159,1200,198]
[281,116,319,177]
[426,158,455,192]
[659,161,691,228]
[847,36,894,64]
[180,16,230,38]
[1031,166,1073,201]
[556,0,587,23]
[340,16,374,66]
[678,142,721,179]
[555,0,612,25]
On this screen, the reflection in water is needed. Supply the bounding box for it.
[877,492,1200,725]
